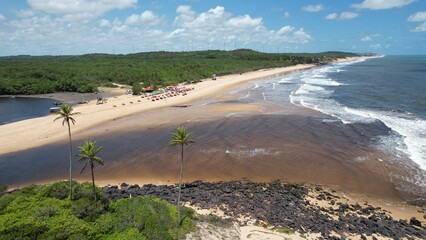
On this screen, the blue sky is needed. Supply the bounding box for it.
[0,0,425,56]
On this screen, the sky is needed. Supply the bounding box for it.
[0,0,425,56]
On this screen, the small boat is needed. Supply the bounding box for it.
[49,107,60,113]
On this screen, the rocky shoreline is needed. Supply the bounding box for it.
[104,181,425,239]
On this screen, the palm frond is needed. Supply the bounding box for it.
[53,104,80,126]
[169,126,195,146]
[77,140,104,170]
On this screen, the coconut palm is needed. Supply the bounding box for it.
[77,141,104,205]
[169,126,194,226]
[54,103,80,200]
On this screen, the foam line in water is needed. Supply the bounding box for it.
[345,107,426,171]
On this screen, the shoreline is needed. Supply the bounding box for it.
[0,63,317,154]
[2,56,417,206]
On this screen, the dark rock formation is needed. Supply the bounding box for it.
[104,181,426,239]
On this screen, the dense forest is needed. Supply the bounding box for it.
[0,49,358,95]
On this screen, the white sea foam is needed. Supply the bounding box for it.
[301,77,342,86]
[345,107,426,170]
[225,148,281,158]
[295,84,330,95]
[202,147,282,158]
[278,76,296,84]
[251,84,259,91]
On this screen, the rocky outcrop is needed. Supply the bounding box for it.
[104,181,426,239]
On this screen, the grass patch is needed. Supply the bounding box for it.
[275,226,295,235]
[200,214,232,228]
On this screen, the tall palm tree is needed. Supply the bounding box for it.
[169,126,194,226]
[77,141,104,205]
[54,103,80,200]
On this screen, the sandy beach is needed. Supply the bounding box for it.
[0,64,315,155]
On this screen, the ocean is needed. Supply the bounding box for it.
[288,56,426,172]
[0,97,58,125]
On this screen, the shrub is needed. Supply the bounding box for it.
[132,83,142,95]
[0,185,7,193]
[0,193,17,212]
[72,198,107,221]
[40,181,70,200]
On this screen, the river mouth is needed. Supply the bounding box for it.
[1,61,425,201]
[1,90,424,201]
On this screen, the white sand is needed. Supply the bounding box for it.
[0,64,315,155]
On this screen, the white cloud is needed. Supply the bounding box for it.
[352,0,416,10]
[407,12,426,32]
[15,10,35,18]
[172,6,312,44]
[125,11,164,26]
[99,19,110,27]
[302,4,325,12]
[28,0,137,20]
[408,11,426,22]
[361,33,381,41]
[370,43,382,49]
[168,28,185,38]
[340,12,359,20]
[283,11,290,18]
[226,15,262,28]
[325,12,359,21]
[325,13,338,20]
[361,36,372,41]
[292,29,312,43]
[0,14,6,21]
[277,26,294,35]
[0,5,313,55]
[411,21,426,32]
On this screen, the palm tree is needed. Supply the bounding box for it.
[169,126,194,226]
[77,141,104,205]
[54,103,80,200]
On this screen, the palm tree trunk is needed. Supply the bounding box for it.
[90,161,97,207]
[177,143,184,226]
[67,121,73,201]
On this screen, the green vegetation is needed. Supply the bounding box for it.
[275,226,295,235]
[77,141,104,205]
[169,126,195,226]
[0,50,358,95]
[132,83,143,95]
[54,104,80,201]
[0,181,196,239]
